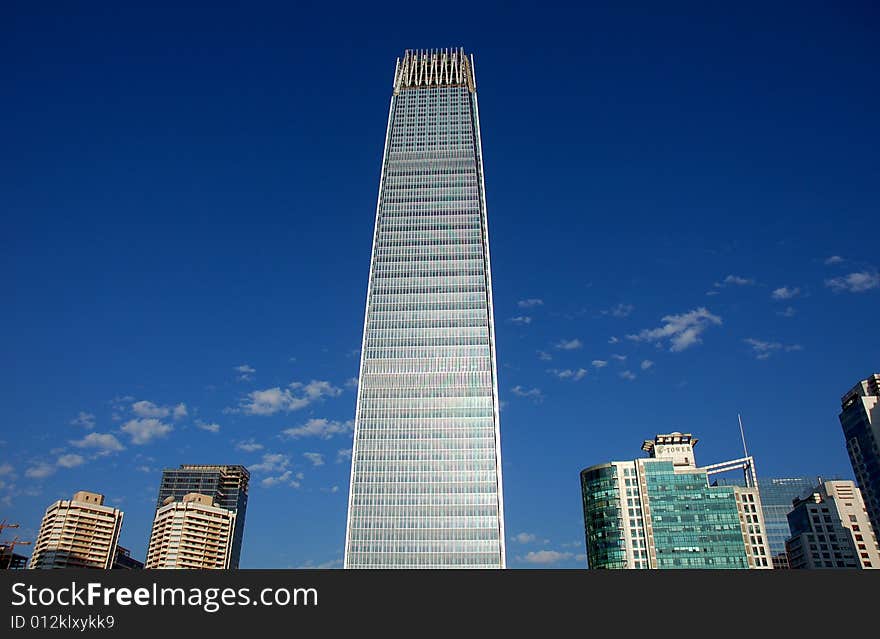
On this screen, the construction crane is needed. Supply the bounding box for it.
[0,536,32,569]
[0,519,21,535]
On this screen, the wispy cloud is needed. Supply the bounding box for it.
[513,532,537,544]
[236,439,264,452]
[519,550,574,565]
[25,463,55,479]
[611,354,627,362]
[627,307,722,352]
[608,336,619,344]
[777,306,797,317]
[57,454,85,468]
[714,274,755,288]
[620,370,636,381]
[743,338,803,360]
[195,420,220,433]
[771,286,800,300]
[336,448,352,463]
[640,360,654,370]
[261,470,304,489]
[511,386,544,402]
[235,364,256,381]
[131,400,170,418]
[554,338,583,350]
[251,453,290,474]
[282,418,353,439]
[120,418,173,445]
[517,298,544,308]
[70,412,95,430]
[824,255,844,265]
[536,350,553,361]
[303,452,325,467]
[70,432,125,454]
[603,303,634,318]
[238,380,342,416]
[508,316,532,325]
[825,271,880,293]
[548,368,588,381]
[591,360,607,368]
[172,403,187,420]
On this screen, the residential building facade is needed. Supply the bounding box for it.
[145,493,236,569]
[839,374,880,539]
[29,491,123,569]
[155,464,249,568]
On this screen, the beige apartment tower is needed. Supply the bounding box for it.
[145,493,236,569]
[30,491,123,569]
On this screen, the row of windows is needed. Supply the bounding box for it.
[361,357,491,374]
[361,370,491,387]
[363,347,492,359]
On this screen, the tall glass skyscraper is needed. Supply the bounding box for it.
[344,49,506,569]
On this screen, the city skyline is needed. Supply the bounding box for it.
[3,3,879,568]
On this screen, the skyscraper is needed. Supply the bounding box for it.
[30,491,123,569]
[344,49,505,569]
[580,433,772,569]
[839,374,880,539]
[785,480,880,569]
[155,465,249,568]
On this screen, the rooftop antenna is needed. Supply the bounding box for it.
[738,413,758,488]
[738,413,749,458]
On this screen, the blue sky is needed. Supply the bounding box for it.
[2,2,879,568]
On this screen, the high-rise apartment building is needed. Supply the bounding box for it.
[839,374,880,539]
[29,491,123,569]
[344,49,505,569]
[580,433,772,569]
[155,465,249,568]
[785,480,880,569]
[112,546,144,569]
[145,493,237,569]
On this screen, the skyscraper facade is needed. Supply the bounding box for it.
[839,374,880,539]
[785,480,880,569]
[344,49,505,569]
[580,433,772,569]
[155,465,249,568]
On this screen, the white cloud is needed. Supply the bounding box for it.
[282,418,353,440]
[591,360,607,368]
[549,368,588,381]
[536,350,553,361]
[611,354,627,361]
[513,532,537,544]
[261,470,293,487]
[825,271,880,294]
[771,286,800,300]
[554,338,583,350]
[715,275,754,287]
[508,316,532,325]
[627,307,722,352]
[25,463,56,479]
[517,298,544,308]
[603,303,634,318]
[120,418,173,445]
[70,412,96,429]
[131,400,170,418]
[239,380,342,416]
[743,338,803,360]
[236,439,264,452]
[511,386,544,402]
[336,448,352,463]
[172,403,188,420]
[57,454,85,468]
[345,377,358,389]
[70,432,125,454]
[303,452,325,467]
[0,463,14,476]
[520,550,573,565]
[250,453,290,474]
[777,306,797,317]
[620,370,636,381]
[608,336,619,344]
[235,364,256,381]
[824,255,844,265]
[640,359,654,370]
[195,420,220,433]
